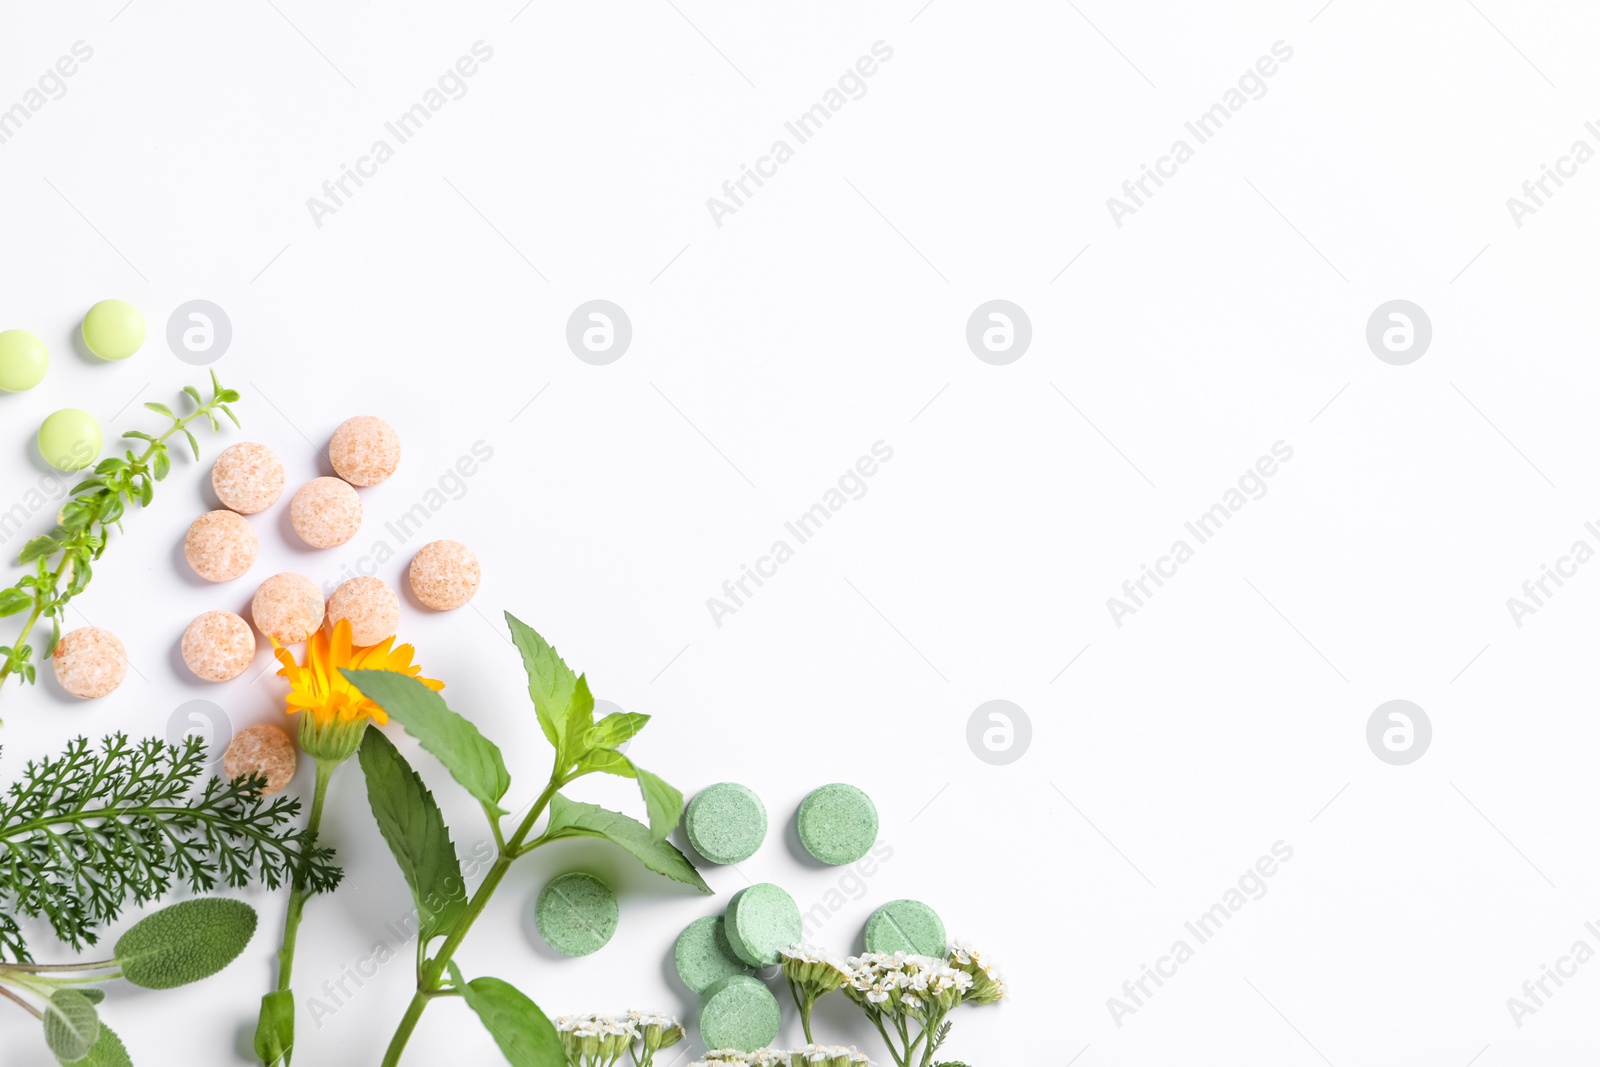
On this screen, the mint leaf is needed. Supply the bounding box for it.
[358,729,468,943]
[343,669,511,816]
[583,711,650,750]
[447,962,565,1067]
[541,794,709,893]
[505,613,578,751]
[567,751,682,842]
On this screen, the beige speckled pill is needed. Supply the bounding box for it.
[290,477,363,549]
[181,611,256,682]
[252,573,325,644]
[212,442,286,515]
[184,510,258,582]
[223,723,297,796]
[53,627,128,699]
[409,540,480,611]
[327,576,400,647]
[329,416,401,487]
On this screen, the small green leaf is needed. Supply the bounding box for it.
[220,389,241,403]
[98,495,124,526]
[115,897,258,989]
[152,449,171,481]
[633,766,684,842]
[78,1023,133,1067]
[583,712,650,751]
[253,990,295,1067]
[67,559,92,597]
[19,536,57,564]
[505,613,582,759]
[0,588,33,617]
[447,963,565,1067]
[343,670,511,815]
[138,477,153,507]
[43,619,61,658]
[572,747,634,778]
[182,428,200,460]
[121,430,155,443]
[143,401,175,418]
[220,404,241,429]
[358,729,468,943]
[78,988,106,1006]
[541,794,710,893]
[43,988,99,1062]
[183,385,204,407]
[92,458,127,475]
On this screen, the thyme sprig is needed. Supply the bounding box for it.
[0,734,342,964]
[0,371,241,702]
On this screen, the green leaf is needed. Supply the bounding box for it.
[43,988,99,1062]
[152,449,171,481]
[78,1023,133,1067]
[583,712,650,751]
[220,404,241,429]
[0,588,33,617]
[143,401,175,418]
[181,427,200,460]
[343,669,510,815]
[572,747,634,778]
[566,751,682,842]
[121,430,155,443]
[43,618,61,658]
[540,794,709,893]
[19,536,57,564]
[78,989,106,1006]
[253,990,295,1067]
[447,963,565,1067]
[115,897,258,989]
[357,729,468,943]
[67,559,92,597]
[504,614,596,764]
[182,385,203,407]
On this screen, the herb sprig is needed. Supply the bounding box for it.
[0,372,241,701]
[0,734,341,964]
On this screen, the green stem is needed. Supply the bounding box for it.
[379,778,562,1067]
[0,981,41,1019]
[273,759,334,994]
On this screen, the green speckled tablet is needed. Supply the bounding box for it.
[698,974,780,1052]
[674,914,753,994]
[686,782,767,864]
[797,783,878,865]
[865,899,946,957]
[725,883,802,967]
[535,872,618,957]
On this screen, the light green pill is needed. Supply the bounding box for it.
[674,915,753,994]
[865,899,946,957]
[82,299,145,361]
[725,883,802,967]
[797,783,879,866]
[0,329,48,392]
[38,409,103,471]
[686,782,767,865]
[534,872,617,957]
[698,974,780,1052]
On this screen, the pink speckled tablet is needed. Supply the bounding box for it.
[409,540,480,610]
[184,510,258,582]
[223,723,297,796]
[290,477,362,549]
[181,611,256,682]
[329,416,401,487]
[252,573,325,644]
[327,576,400,647]
[53,627,128,699]
[212,442,286,515]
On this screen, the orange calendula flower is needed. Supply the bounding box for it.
[273,618,441,761]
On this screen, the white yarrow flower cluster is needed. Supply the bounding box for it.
[557,1010,683,1066]
[842,952,972,1016]
[690,1046,870,1067]
[949,939,1007,1005]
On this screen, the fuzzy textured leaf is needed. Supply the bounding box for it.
[43,989,99,1062]
[358,728,467,942]
[77,1024,133,1067]
[541,794,709,893]
[115,897,257,989]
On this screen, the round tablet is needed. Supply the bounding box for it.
[327,576,400,647]
[223,724,297,796]
[52,627,128,699]
[865,900,946,958]
[184,511,258,583]
[686,783,767,865]
[181,611,256,682]
[724,883,801,968]
[290,477,362,549]
[212,442,286,515]
[0,329,48,391]
[38,409,102,471]
[674,915,754,994]
[698,975,780,1053]
[252,573,325,644]
[329,416,401,487]
[81,299,145,361]
[535,872,618,957]
[409,540,480,610]
[797,784,879,866]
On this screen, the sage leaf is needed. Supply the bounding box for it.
[358,728,468,942]
[77,1023,133,1067]
[446,962,564,1067]
[541,794,709,893]
[115,897,258,989]
[342,669,510,815]
[43,989,99,1063]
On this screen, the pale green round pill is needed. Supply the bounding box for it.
[674,914,753,994]
[534,872,617,957]
[686,782,767,865]
[698,974,780,1052]
[865,899,946,957]
[38,409,103,471]
[724,883,801,967]
[797,783,879,866]
[0,329,48,392]
[82,299,145,361]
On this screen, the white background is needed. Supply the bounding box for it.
[2,1,1598,1064]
